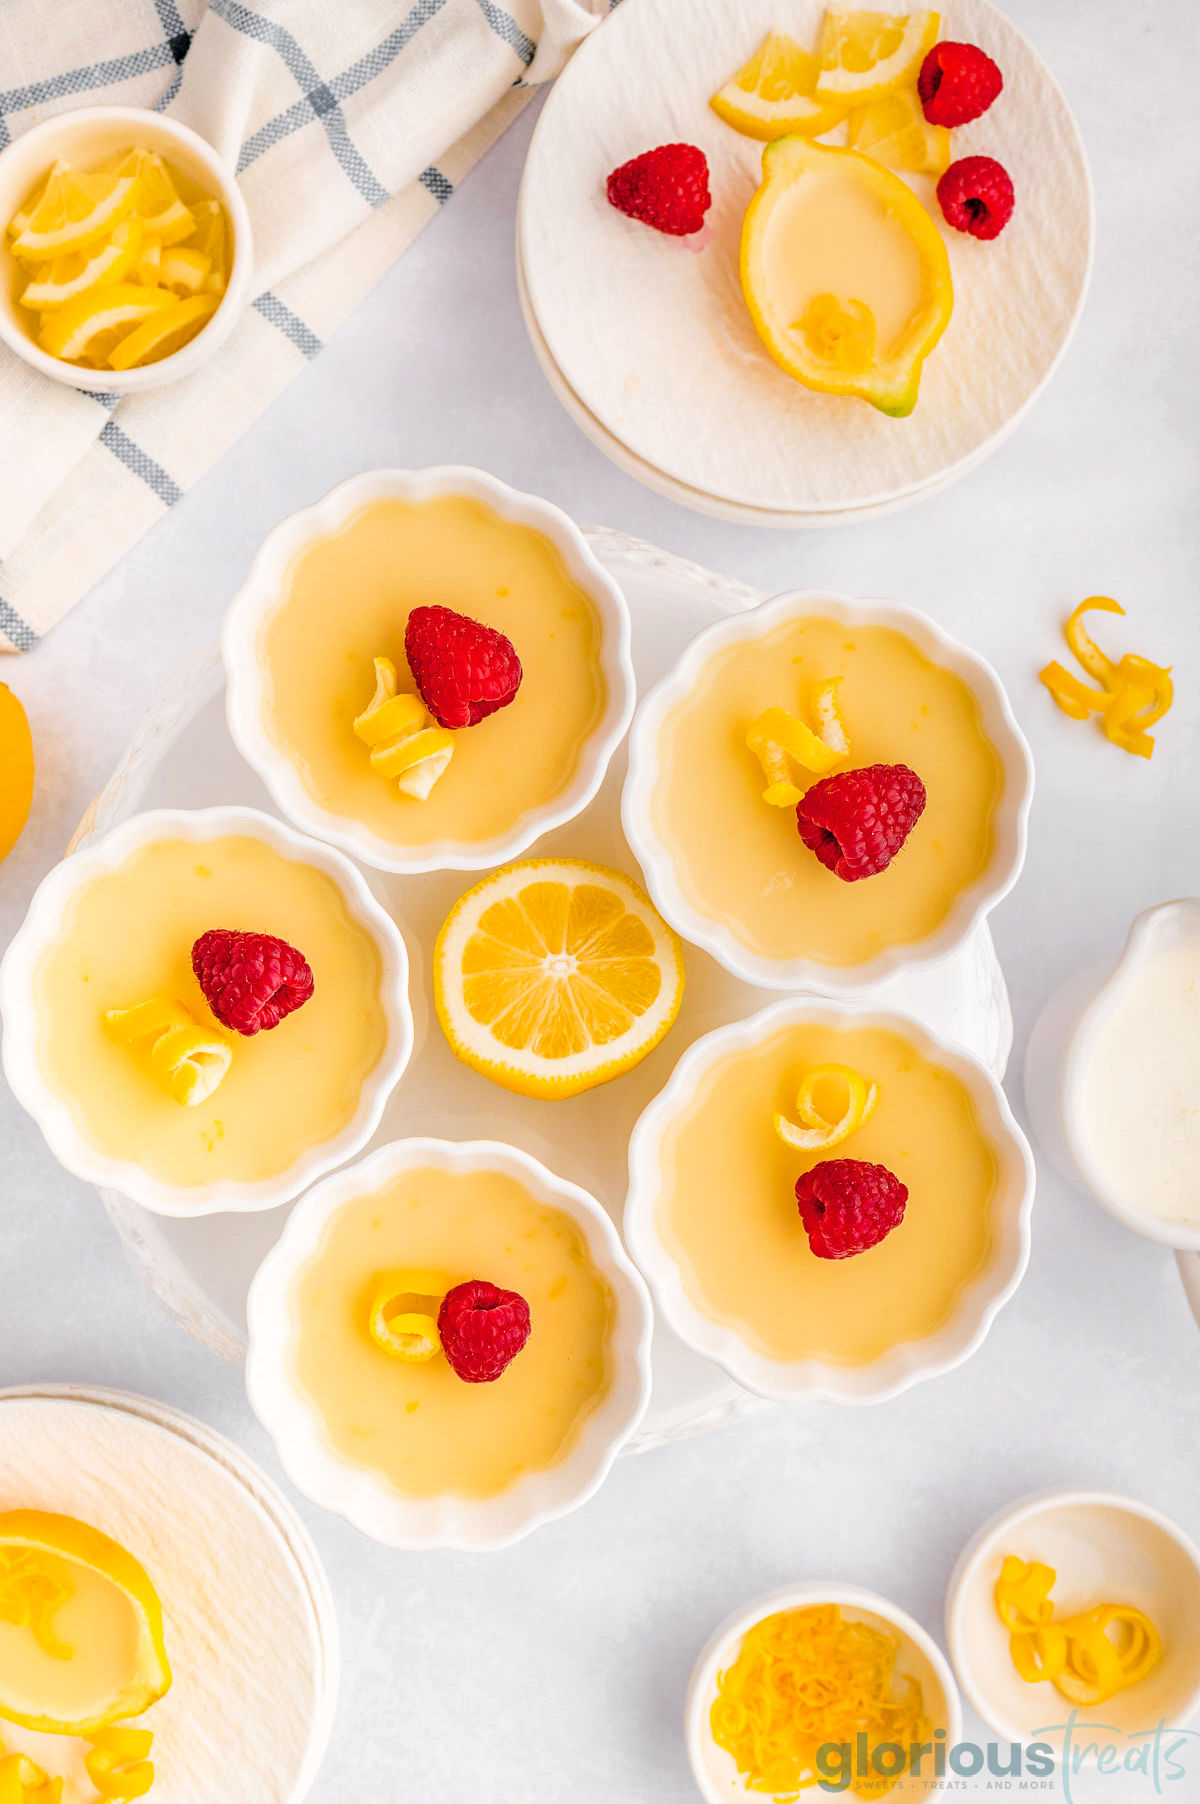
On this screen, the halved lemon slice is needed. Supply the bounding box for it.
[846,87,950,174]
[107,292,218,369]
[711,31,851,140]
[10,168,139,262]
[814,10,941,107]
[101,150,194,247]
[159,245,211,296]
[8,159,68,239]
[0,1510,172,1735]
[20,216,144,311]
[434,858,685,1098]
[38,284,175,367]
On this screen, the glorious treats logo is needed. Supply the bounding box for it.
[809,1715,1198,1796]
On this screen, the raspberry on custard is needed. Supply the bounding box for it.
[795,764,927,883]
[438,1279,531,1383]
[605,143,711,237]
[936,156,1015,242]
[404,604,522,731]
[795,1159,908,1260]
[191,928,314,1036]
[918,42,1003,128]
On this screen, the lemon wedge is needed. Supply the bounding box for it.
[37,284,175,367]
[815,10,941,106]
[846,87,951,174]
[711,31,851,140]
[0,1511,171,1736]
[0,686,33,864]
[19,217,144,311]
[159,246,211,296]
[101,150,193,247]
[740,135,953,415]
[434,858,685,1098]
[11,169,139,262]
[107,292,219,369]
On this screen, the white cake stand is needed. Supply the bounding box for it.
[73,528,1014,1450]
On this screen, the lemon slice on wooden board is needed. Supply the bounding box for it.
[10,168,140,262]
[710,32,851,140]
[434,858,685,1098]
[815,10,941,107]
[0,1510,172,1736]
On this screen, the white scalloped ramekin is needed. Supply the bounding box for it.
[688,1582,962,1803]
[222,466,636,875]
[622,589,1033,994]
[245,1137,653,1550]
[0,807,413,1217]
[0,106,252,394]
[626,996,1034,1405]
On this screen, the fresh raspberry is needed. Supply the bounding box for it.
[795,1159,908,1261]
[936,156,1015,242]
[918,42,1003,127]
[605,143,711,237]
[437,1279,531,1383]
[191,929,314,1036]
[795,764,926,882]
[404,605,522,730]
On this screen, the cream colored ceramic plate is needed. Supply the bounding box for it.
[75,529,1013,1452]
[0,1385,336,1804]
[518,0,1092,518]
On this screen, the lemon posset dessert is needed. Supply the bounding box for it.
[289,1162,616,1499]
[7,148,231,371]
[654,611,1004,969]
[256,494,609,851]
[34,832,387,1189]
[657,1018,998,1366]
[0,1509,170,1801]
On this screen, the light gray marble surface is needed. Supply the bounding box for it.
[2,4,1199,1799]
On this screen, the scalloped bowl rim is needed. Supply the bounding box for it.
[625,994,1035,1404]
[944,1486,1200,1755]
[686,1580,963,1804]
[245,1136,653,1549]
[621,587,1033,993]
[222,465,636,875]
[0,806,414,1217]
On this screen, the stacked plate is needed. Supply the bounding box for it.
[516,0,1093,525]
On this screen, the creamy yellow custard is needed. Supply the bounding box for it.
[290,1164,615,1499]
[655,614,1004,967]
[35,834,387,1188]
[659,1020,998,1365]
[258,495,608,847]
[0,1547,143,1729]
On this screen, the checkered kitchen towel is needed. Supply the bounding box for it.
[0,0,617,652]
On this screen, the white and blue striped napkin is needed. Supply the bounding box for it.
[0,0,616,652]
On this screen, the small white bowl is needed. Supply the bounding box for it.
[0,806,413,1216]
[245,1137,653,1550]
[946,1489,1200,1757]
[625,995,1034,1404]
[622,588,1033,994]
[687,1582,962,1803]
[0,106,252,392]
[222,466,636,876]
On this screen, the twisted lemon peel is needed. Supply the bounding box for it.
[368,1269,451,1362]
[794,293,877,371]
[354,656,454,800]
[0,1752,61,1804]
[85,1727,155,1801]
[746,677,850,808]
[775,1062,879,1152]
[104,998,231,1107]
[0,1547,72,1661]
[1040,598,1173,760]
[995,1554,1163,1707]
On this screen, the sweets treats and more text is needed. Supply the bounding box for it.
[0,5,1190,1804]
